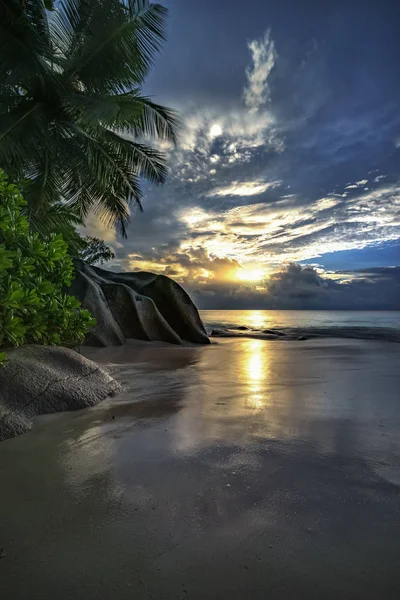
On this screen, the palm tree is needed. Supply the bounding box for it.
[0,0,179,237]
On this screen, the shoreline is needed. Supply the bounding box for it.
[1,337,400,599]
[208,326,400,342]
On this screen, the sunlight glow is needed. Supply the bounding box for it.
[244,340,269,411]
[247,350,263,382]
[181,208,210,226]
[209,123,223,138]
[246,310,269,329]
[236,268,265,282]
[208,180,281,197]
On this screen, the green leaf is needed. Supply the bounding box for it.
[0,247,15,270]
[0,170,95,350]
[37,280,54,294]
[8,288,25,303]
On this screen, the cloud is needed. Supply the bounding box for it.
[117,245,241,286]
[102,26,400,311]
[206,180,281,197]
[244,30,277,114]
[116,172,400,302]
[172,182,400,266]
[168,103,282,176]
[152,29,283,187]
[79,212,124,260]
[191,264,400,310]
[264,263,330,304]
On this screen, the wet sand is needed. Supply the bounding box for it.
[1,338,400,599]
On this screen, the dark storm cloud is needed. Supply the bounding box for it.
[190,264,400,311]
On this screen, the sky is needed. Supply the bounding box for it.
[89,0,400,309]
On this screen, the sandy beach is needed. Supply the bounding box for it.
[1,337,400,599]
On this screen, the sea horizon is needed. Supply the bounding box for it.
[200,308,400,311]
[200,309,400,341]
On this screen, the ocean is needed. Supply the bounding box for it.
[200,310,400,342]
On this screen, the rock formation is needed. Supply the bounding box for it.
[69,259,210,346]
[0,345,120,441]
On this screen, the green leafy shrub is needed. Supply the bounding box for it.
[0,171,95,364]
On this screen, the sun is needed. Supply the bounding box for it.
[209,123,223,138]
[236,268,265,282]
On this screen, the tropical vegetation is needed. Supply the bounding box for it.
[0,0,178,360]
[0,171,95,365]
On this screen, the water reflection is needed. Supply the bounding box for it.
[245,310,271,329]
[21,337,400,488]
[172,337,400,468]
[247,340,264,381]
[245,339,269,410]
[2,338,400,600]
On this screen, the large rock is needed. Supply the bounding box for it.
[69,259,210,346]
[0,345,121,441]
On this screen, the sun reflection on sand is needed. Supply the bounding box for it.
[245,339,270,410]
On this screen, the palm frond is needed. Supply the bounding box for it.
[0,0,52,85]
[23,154,63,213]
[0,0,178,236]
[55,125,136,235]
[65,90,144,129]
[27,198,83,243]
[49,0,91,61]
[57,0,168,92]
[130,95,180,143]
[99,127,168,183]
[0,101,49,175]
[65,89,180,145]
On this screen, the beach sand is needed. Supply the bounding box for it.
[1,338,400,599]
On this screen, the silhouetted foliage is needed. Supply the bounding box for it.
[79,236,115,265]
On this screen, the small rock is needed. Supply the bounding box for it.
[297,336,308,341]
[111,415,116,420]
[236,326,249,331]
[211,328,225,336]
[262,329,285,336]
